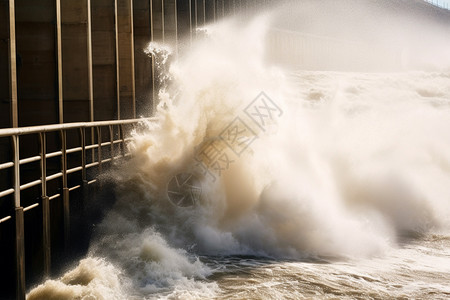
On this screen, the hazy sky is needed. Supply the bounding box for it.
[426,0,450,8]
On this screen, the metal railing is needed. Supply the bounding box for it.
[0,118,153,300]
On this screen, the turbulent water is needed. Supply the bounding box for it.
[27,7,450,300]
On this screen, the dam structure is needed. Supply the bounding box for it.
[1,0,450,299]
[0,1,270,299]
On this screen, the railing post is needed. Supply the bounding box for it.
[202,0,206,25]
[96,127,102,173]
[41,196,50,274]
[189,0,193,43]
[131,0,136,119]
[149,0,155,115]
[12,135,25,300]
[193,0,197,29]
[120,124,126,157]
[87,0,94,123]
[61,130,70,250]
[15,207,25,300]
[56,0,64,123]
[81,127,87,183]
[80,127,89,201]
[8,0,18,128]
[109,125,114,161]
[114,0,121,120]
[39,132,51,277]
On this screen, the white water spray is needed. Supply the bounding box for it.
[28,3,450,298]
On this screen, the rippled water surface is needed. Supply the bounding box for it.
[204,235,450,299]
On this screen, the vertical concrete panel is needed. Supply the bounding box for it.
[164,0,177,47]
[56,0,63,123]
[150,0,163,112]
[190,0,196,28]
[92,0,117,121]
[0,2,12,244]
[236,0,242,17]
[217,0,224,19]
[0,8,13,295]
[152,0,163,41]
[204,0,214,24]
[177,0,192,48]
[15,0,58,126]
[61,0,90,123]
[0,214,15,298]
[117,0,136,119]
[223,0,232,17]
[196,0,205,26]
[133,0,153,116]
[86,0,94,121]
[0,1,11,129]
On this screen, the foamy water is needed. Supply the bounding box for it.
[28,8,450,300]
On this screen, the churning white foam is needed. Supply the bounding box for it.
[122,16,450,261]
[27,258,127,300]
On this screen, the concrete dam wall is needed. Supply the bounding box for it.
[0,1,267,299]
[0,0,449,299]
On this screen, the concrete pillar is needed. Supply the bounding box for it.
[151,0,164,41]
[87,0,93,122]
[15,0,59,126]
[236,0,242,17]
[114,0,121,119]
[223,0,232,17]
[117,0,136,119]
[0,9,14,295]
[39,132,51,277]
[60,130,70,250]
[60,0,90,123]
[190,0,196,28]
[216,0,224,19]
[164,0,177,48]
[91,0,117,121]
[56,0,63,123]
[149,0,163,112]
[196,0,206,26]
[177,0,192,47]
[12,134,25,300]
[230,0,237,16]
[204,0,214,24]
[133,0,154,116]
[0,0,15,129]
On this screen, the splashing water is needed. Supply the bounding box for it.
[28,8,450,300]
[127,17,450,258]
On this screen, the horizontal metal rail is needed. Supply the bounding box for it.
[47,151,63,159]
[0,118,154,221]
[20,179,41,191]
[0,215,12,224]
[46,172,63,182]
[23,203,39,212]
[0,162,14,170]
[19,156,41,165]
[48,194,61,201]
[0,188,14,198]
[0,118,151,138]
[67,147,82,154]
